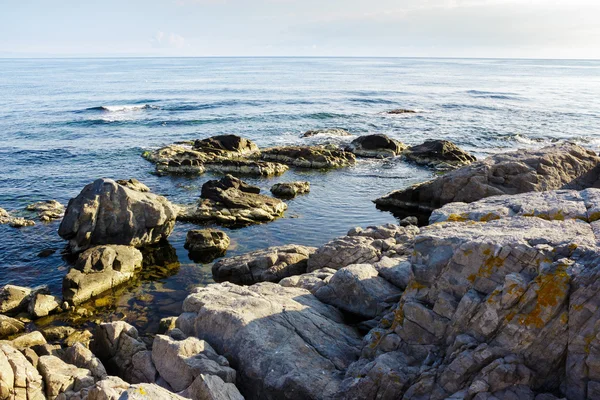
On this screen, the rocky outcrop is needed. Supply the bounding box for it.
[375,143,600,214]
[185,229,230,263]
[301,128,352,138]
[212,245,317,285]
[179,175,287,226]
[0,285,32,315]
[27,292,61,318]
[58,178,178,252]
[0,208,35,228]
[63,245,143,305]
[403,140,476,170]
[0,342,45,398]
[279,268,336,294]
[143,144,208,175]
[261,145,356,169]
[38,354,95,398]
[270,181,310,198]
[204,159,288,176]
[25,200,65,221]
[348,134,406,158]
[116,178,150,193]
[0,315,25,339]
[192,135,259,156]
[177,282,362,399]
[386,109,417,115]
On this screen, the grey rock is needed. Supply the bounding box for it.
[185,229,230,263]
[0,285,31,316]
[63,245,143,305]
[192,135,258,156]
[261,145,356,169]
[0,342,45,400]
[58,178,178,252]
[348,134,406,158]
[0,208,35,228]
[279,268,336,293]
[301,128,352,138]
[270,181,310,198]
[9,331,47,349]
[63,342,107,380]
[116,178,150,193]
[212,244,317,285]
[183,374,244,400]
[117,383,188,399]
[37,354,95,398]
[403,140,476,170]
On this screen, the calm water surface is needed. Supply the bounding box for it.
[1,57,599,332]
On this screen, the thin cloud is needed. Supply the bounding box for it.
[151,31,186,49]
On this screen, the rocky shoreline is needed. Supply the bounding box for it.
[1,132,599,399]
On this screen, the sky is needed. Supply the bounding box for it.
[1,0,599,59]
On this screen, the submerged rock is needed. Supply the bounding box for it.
[376,143,600,214]
[0,208,35,228]
[386,108,417,114]
[348,134,406,158]
[270,181,310,198]
[403,139,476,170]
[184,229,230,263]
[212,244,317,285]
[25,200,65,221]
[58,178,178,252]
[261,145,356,169]
[179,175,287,226]
[63,245,143,305]
[301,128,352,138]
[178,282,362,399]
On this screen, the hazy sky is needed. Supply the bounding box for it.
[1,0,599,58]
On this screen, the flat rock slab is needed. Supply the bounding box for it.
[261,145,356,169]
[178,282,362,399]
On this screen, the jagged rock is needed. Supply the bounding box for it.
[27,292,60,318]
[144,145,208,175]
[0,285,32,315]
[9,331,47,349]
[63,245,143,305]
[0,342,45,399]
[41,326,76,342]
[261,145,355,169]
[91,322,154,384]
[38,354,95,398]
[348,134,406,158]
[185,229,230,263]
[193,135,259,156]
[279,268,337,294]
[270,181,310,198]
[64,330,93,348]
[25,200,65,221]
[58,178,178,252]
[0,208,35,228]
[375,143,600,213]
[387,109,417,115]
[183,374,244,400]
[63,342,107,380]
[116,179,150,193]
[307,224,419,272]
[152,334,236,393]
[158,317,178,335]
[0,315,25,339]
[118,383,188,399]
[373,256,413,290]
[177,282,362,399]
[211,245,317,285]
[179,176,287,226]
[315,264,403,318]
[301,128,352,138]
[404,140,476,170]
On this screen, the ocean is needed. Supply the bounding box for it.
[1,57,599,332]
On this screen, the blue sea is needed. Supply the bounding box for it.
[1,57,599,332]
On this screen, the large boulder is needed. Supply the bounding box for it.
[0,342,45,399]
[339,188,600,399]
[37,355,95,398]
[0,315,24,339]
[375,143,600,214]
[270,181,310,198]
[403,140,476,170]
[27,292,60,318]
[185,229,230,263]
[212,245,317,285]
[179,176,287,226]
[63,245,143,305]
[58,178,178,252]
[261,145,355,169]
[0,285,32,315]
[348,134,406,158]
[177,282,362,399]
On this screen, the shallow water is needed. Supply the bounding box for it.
[1,57,599,332]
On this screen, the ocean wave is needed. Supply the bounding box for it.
[86,104,157,112]
[348,98,396,105]
[466,90,522,101]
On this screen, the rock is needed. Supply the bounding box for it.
[373,256,413,290]
[27,292,60,318]
[0,285,32,315]
[193,135,259,156]
[270,181,310,198]
[64,330,93,348]
[178,282,362,399]
[0,342,45,399]
[375,143,600,214]
[151,334,236,392]
[144,145,208,175]
[204,159,288,177]
[403,140,476,170]
[41,326,76,342]
[179,176,287,226]
[0,208,35,228]
[37,354,95,398]
[0,315,25,339]
[25,200,65,221]
[63,342,107,380]
[117,383,188,399]
[211,245,317,285]
[387,109,417,114]
[9,331,47,349]
[116,178,150,193]
[158,317,178,334]
[58,178,178,252]
[261,145,355,169]
[279,268,337,294]
[301,128,352,138]
[184,229,230,263]
[400,216,419,227]
[63,245,143,305]
[348,134,406,158]
[183,374,244,400]
[314,264,403,318]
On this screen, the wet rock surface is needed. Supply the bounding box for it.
[301,128,352,138]
[184,229,230,263]
[348,134,406,158]
[261,145,356,169]
[0,207,35,228]
[58,178,178,252]
[403,139,477,170]
[270,181,310,198]
[25,200,65,221]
